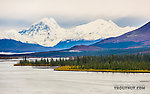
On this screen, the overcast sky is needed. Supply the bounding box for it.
[0,0,150,29]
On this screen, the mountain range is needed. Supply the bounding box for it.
[0,18,135,49]
[19,18,135,47]
[26,21,150,57]
[0,21,149,56]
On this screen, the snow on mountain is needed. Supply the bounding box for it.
[0,18,136,47]
[19,18,66,46]
[91,21,150,49]
[65,19,136,40]
[0,29,35,44]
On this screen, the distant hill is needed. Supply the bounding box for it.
[0,39,57,53]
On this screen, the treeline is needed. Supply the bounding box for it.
[15,54,150,70]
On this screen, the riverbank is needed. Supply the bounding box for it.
[54,66,150,73]
[14,64,150,73]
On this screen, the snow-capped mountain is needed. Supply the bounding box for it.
[92,21,150,49]
[19,18,66,46]
[0,18,136,47]
[65,19,136,40]
[0,29,32,43]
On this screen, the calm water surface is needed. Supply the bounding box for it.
[0,59,150,94]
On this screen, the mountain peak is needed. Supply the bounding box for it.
[37,17,58,27]
[91,19,109,24]
[88,19,117,27]
[19,17,60,38]
[94,19,107,22]
[40,17,56,23]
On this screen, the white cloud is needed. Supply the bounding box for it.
[0,0,150,21]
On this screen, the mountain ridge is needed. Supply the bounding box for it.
[92,21,150,48]
[0,17,136,47]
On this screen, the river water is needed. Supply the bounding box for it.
[0,59,150,94]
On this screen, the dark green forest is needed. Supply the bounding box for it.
[15,54,150,70]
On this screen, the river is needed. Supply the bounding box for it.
[0,59,150,94]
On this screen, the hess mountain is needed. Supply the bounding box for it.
[19,18,135,47]
[1,18,135,47]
